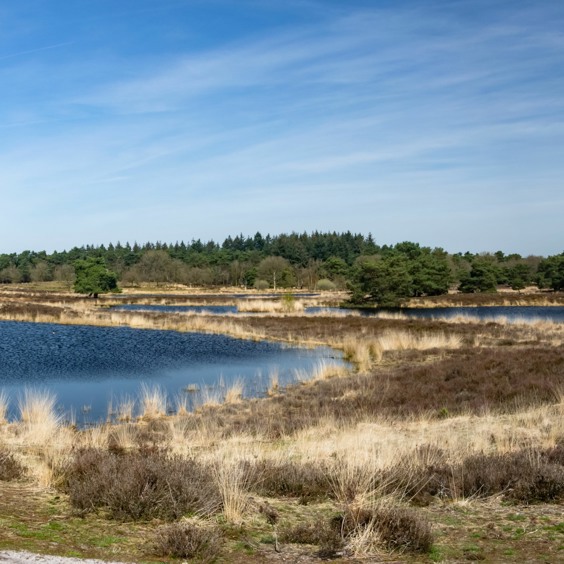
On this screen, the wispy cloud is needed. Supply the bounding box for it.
[1,1,563,255]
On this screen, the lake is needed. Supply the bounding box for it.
[0,321,342,425]
[368,305,564,323]
[113,304,564,323]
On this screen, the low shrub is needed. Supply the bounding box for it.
[152,520,224,562]
[281,505,433,557]
[0,449,25,481]
[336,505,433,554]
[316,279,337,291]
[372,506,434,553]
[280,517,343,557]
[59,448,221,520]
[249,458,330,502]
[403,447,564,504]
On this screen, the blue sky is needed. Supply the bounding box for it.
[1,0,562,256]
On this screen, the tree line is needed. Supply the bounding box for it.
[0,232,562,304]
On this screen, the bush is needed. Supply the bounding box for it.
[280,517,343,557]
[372,507,433,553]
[335,505,433,554]
[249,458,330,503]
[253,279,269,290]
[153,520,223,562]
[316,279,337,291]
[0,450,25,481]
[404,447,564,504]
[59,448,221,520]
[280,506,433,557]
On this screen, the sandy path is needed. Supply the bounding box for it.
[0,552,125,563]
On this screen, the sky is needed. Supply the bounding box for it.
[1,0,563,257]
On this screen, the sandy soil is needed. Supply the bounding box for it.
[0,552,124,563]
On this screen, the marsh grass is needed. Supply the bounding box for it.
[267,368,279,396]
[116,396,135,422]
[17,388,61,441]
[236,298,305,313]
[223,378,244,404]
[211,454,254,523]
[294,359,349,383]
[0,390,8,424]
[139,384,167,420]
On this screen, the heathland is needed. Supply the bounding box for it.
[1,284,564,562]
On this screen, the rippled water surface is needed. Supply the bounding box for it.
[0,321,340,424]
[114,304,564,322]
[374,305,564,322]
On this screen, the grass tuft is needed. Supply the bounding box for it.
[139,384,167,420]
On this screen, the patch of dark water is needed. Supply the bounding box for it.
[368,305,564,323]
[0,321,342,426]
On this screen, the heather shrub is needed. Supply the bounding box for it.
[59,448,221,520]
[0,449,25,481]
[281,505,433,557]
[152,520,223,562]
[249,458,330,502]
[280,517,343,557]
[336,505,433,555]
[405,447,564,504]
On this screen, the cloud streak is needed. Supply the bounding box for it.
[1,1,563,255]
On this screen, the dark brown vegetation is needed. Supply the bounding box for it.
[152,520,224,561]
[58,448,221,520]
[188,346,564,439]
[401,446,564,505]
[0,449,25,481]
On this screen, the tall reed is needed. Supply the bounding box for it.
[0,390,8,424]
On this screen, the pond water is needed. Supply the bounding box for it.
[0,321,342,426]
[114,304,564,323]
[114,304,238,314]
[365,305,564,323]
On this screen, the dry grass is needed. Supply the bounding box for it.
[17,388,61,437]
[0,390,8,425]
[115,397,135,423]
[211,453,253,523]
[338,329,462,372]
[236,298,304,313]
[267,368,279,396]
[139,384,167,420]
[223,378,244,404]
[295,359,349,383]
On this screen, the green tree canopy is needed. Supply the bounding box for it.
[537,253,564,291]
[349,255,413,307]
[458,260,499,293]
[73,258,120,297]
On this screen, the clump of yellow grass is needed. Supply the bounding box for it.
[210,452,254,524]
[294,359,347,383]
[18,388,61,433]
[375,330,462,352]
[0,390,8,424]
[14,388,76,487]
[339,330,461,372]
[223,378,244,404]
[267,368,279,396]
[139,384,168,420]
[236,298,304,314]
